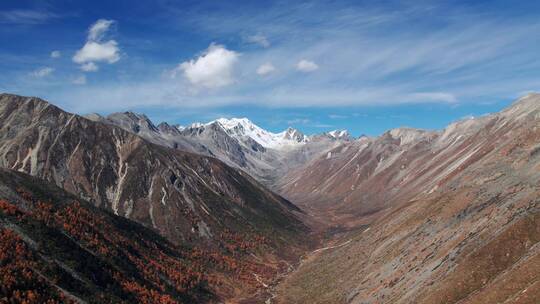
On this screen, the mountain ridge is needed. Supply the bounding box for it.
[277,93,540,225]
[86,111,351,186]
[274,92,540,303]
[0,93,313,301]
[3,92,540,303]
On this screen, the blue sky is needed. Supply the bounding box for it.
[1,0,540,136]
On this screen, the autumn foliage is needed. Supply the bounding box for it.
[1,192,208,303]
[0,187,280,303]
[0,228,72,303]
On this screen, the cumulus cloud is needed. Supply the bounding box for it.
[73,19,120,71]
[72,75,87,85]
[246,34,270,48]
[176,43,239,89]
[80,62,99,72]
[296,59,319,72]
[30,67,54,77]
[256,62,276,76]
[73,40,120,64]
[50,50,61,58]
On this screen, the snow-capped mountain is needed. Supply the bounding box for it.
[86,114,351,186]
[211,118,308,150]
[0,94,310,302]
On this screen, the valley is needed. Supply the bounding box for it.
[273,94,540,303]
[0,93,539,303]
[3,1,540,303]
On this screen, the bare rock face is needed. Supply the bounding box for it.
[275,94,540,303]
[0,94,309,257]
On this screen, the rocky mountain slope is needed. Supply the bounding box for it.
[3,92,540,303]
[0,167,316,303]
[0,168,216,303]
[275,94,540,303]
[0,93,312,301]
[86,113,350,186]
[276,96,538,227]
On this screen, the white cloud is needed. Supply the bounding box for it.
[176,43,239,89]
[296,59,319,72]
[22,2,540,113]
[73,19,120,69]
[257,62,276,76]
[30,67,54,77]
[80,62,99,72]
[246,34,270,48]
[50,50,61,58]
[72,75,87,85]
[88,19,114,41]
[73,41,120,64]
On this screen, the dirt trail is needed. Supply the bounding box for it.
[311,239,352,253]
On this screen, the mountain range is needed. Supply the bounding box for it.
[84,112,352,186]
[276,94,540,303]
[0,92,539,303]
[0,93,311,302]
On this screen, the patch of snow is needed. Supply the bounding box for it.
[328,129,350,139]
[190,122,204,128]
[212,117,309,149]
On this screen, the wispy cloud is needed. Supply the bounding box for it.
[287,118,310,125]
[256,62,276,76]
[50,50,61,58]
[313,123,334,128]
[329,114,347,119]
[8,1,540,114]
[408,92,457,103]
[0,10,58,25]
[88,19,115,41]
[245,34,270,48]
[296,60,318,73]
[30,67,54,78]
[72,75,87,85]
